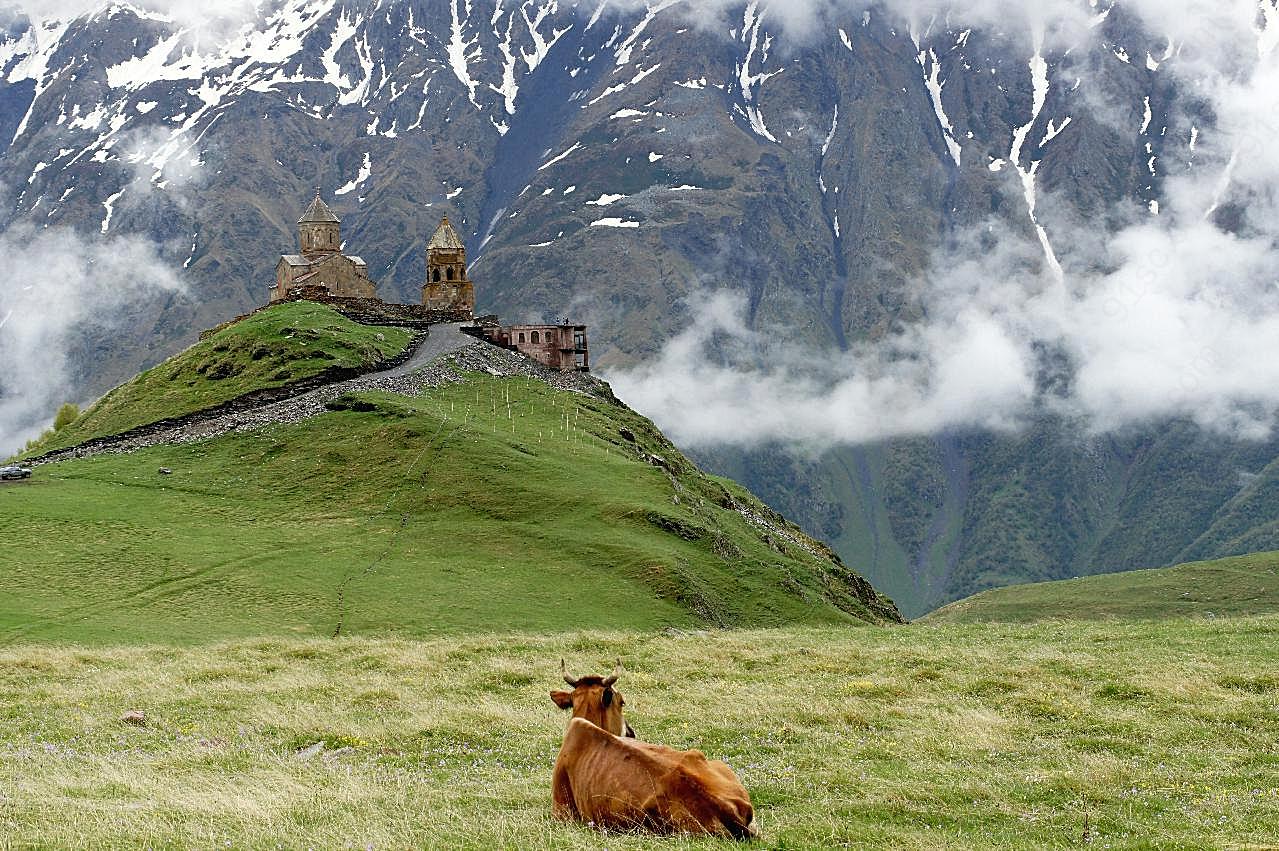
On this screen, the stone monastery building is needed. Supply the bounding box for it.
[265,191,587,372]
[270,191,475,317]
[271,191,376,301]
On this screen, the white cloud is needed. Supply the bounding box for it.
[610,0,1279,450]
[0,225,186,456]
[610,204,1279,449]
[609,288,1037,449]
[11,0,259,31]
[120,125,206,190]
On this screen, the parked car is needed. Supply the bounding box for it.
[0,465,32,481]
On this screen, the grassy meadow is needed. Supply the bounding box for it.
[23,303,411,456]
[1,621,1275,848]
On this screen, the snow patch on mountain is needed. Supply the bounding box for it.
[335,151,371,196]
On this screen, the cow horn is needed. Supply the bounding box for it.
[561,659,579,687]
[602,658,622,687]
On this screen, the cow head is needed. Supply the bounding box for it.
[550,659,637,739]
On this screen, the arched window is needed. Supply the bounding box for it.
[446,266,455,281]
[518,332,526,343]
[433,269,441,282]
[531,331,540,343]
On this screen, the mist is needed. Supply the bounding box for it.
[0,225,185,457]
[609,0,1279,450]
[10,0,259,31]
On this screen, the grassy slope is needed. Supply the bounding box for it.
[925,551,1279,624]
[26,302,412,455]
[0,373,893,645]
[1,620,1275,848]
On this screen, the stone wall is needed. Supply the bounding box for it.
[271,259,376,303]
[29,330,427,467]
[202,289,472,339]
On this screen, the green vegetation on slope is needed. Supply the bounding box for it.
[0,372,895,645]
[1,620,1275,848]
[24,302,412,456]
[925,551,1279,623]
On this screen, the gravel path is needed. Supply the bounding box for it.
[35,325,613,465]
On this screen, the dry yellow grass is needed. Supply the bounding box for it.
[1,620,1276,848]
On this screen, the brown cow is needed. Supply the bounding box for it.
[549,660,758,839]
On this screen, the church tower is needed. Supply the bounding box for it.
[422,216,475,315]
[299,190,341,255]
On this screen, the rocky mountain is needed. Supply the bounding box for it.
[3,0,1277,615]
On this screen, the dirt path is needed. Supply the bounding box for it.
[33,323,610,465]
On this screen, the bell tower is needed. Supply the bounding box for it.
[299,189,341,255]
[422,216,475,315]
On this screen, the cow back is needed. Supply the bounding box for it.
[553,718,756,839]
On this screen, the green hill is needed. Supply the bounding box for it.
[0,306,899,645]
[924,551,1279,623]
[22,302,412,456]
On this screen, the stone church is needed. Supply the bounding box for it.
[256,190,587,372]
[270,192,475,316]
[270,191,376,302]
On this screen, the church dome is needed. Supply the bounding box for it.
[299,191,341,224]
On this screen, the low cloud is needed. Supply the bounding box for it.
[610,214,1279,449]
[12,0,259,32]
[608,286,1035,449]
[0,225,186,456]
[611,0,1279,450]
[121,125,206,191]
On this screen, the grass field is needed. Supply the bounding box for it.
[5,303,1274,847]
[22,302,411,456]
[926,551,1279,623]
[0,372,895,645]
[1,620,1275,848]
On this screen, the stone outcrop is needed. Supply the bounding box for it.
[202,289,471,340]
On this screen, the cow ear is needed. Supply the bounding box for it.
[549,690,574,709]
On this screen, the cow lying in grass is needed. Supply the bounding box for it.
[549,660,758,839]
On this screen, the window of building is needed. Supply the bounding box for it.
[432,269,441,282]
[518,332,525,343]
[446,267,455,281]
[531,331,540,343]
